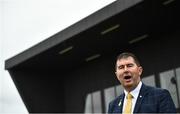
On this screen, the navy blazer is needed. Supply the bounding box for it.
[108,83,176,113]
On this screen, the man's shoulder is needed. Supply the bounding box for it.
[143,83,170,95]
[142,84,176,113]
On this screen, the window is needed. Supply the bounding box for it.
[160,69,180,108]
[84,90,102,113]
[142,75,155,87]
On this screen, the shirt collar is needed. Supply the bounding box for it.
[124,81,142,99]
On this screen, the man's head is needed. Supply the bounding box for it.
[115,52,143,92]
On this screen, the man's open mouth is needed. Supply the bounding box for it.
[124,75,132,80]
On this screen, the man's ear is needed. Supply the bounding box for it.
[115,71,119,80]
[139,66,143,75]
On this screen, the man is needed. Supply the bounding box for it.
[108,52,176,113]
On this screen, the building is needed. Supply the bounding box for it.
[5,0,180,113]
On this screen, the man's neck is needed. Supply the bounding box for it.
[124,81,141,92]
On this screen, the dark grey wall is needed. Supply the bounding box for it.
[63,55,116,112]
[9,69,65,113]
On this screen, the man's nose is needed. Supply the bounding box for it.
[124,66,128,71]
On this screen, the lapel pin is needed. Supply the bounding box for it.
[140,95,142,98]
[118,100,122,106]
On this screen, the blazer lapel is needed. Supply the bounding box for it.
[115,93,125,113]
[133,83,149,113]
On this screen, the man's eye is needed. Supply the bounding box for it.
[127,64,133,67]
[118,66,123,69]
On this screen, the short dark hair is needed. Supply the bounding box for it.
[115,52,141,69]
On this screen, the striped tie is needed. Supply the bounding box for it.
[123,93,133,114]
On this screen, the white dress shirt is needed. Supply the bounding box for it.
[122,81,142,113]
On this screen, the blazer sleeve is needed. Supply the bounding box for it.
[158,89,176,113]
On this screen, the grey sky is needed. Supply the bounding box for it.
[0,0,115,113]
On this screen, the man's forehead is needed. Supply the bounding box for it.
[117,57,135,64]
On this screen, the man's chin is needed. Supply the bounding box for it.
[124,83,133,89]
[125,84,133,87]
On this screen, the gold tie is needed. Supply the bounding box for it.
[123,93,133,114]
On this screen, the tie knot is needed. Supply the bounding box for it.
[127,93,133,99]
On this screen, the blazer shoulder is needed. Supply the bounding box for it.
[139,84,176,113]
[146,86,176,113]
[145,85,170,94]
[141,84,174,100]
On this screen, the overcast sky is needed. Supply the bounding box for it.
[0,0,115,113]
